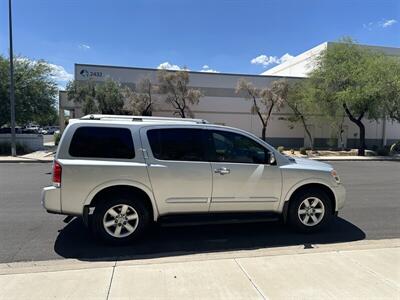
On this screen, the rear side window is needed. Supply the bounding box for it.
[147,128,205,161]
[69,126,134,159]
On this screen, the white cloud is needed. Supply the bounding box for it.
[79,44,91,50]
[157,62,182,70]
[200,65,219,73]
[279,53,294,63]
[251,53,294,67]
[48,63,74,82]
[364,19,397,30]
[381,19,397,28]
[251,55,279,67]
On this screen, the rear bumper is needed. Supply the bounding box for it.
[332,184,346,211]
[41,186,62,213]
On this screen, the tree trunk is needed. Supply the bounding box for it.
[357,122,366,156]
[300,115,313,150]
[343,103,366,156]
[261,126,266,141]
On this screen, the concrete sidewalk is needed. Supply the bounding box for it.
[0,239,399,299]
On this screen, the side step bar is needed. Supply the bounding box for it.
[158,212,281,227]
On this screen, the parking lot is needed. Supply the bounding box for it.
[0,161,399,263]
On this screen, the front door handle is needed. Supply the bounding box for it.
[214,167,230,175]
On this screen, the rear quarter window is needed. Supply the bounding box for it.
[69,126,135,159]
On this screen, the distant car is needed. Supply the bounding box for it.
[42,115,346,245]
[42,126,59,135]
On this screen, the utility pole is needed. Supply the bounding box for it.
[9,0,16,156]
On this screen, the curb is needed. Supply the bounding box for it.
[0,159,53,163]
[311,157,400,162]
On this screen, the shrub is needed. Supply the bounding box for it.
[390,141,400,154]
[371,145,378,152]
[0,142,30,155]
[277,146,284,153]
[54,132,61,145]
[299,147,307,155]
[377,145,391,156]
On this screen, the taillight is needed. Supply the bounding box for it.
[52,161,62,187]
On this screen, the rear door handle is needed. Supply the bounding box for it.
[214,167,230,175]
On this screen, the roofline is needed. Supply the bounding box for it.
[74,63,306,80]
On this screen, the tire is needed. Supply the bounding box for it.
[91,194,151,245]
[287,189,333,233]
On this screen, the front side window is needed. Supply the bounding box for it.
[209,130,269,164]
[147,128,205,161]
[69,126,135,159]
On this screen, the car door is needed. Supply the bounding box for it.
[140,126,212,215]
[206,129,282,212]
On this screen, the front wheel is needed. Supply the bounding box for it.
[91,195,150,245]
[287,189,333,233]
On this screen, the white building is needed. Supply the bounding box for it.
[59,42,400,149]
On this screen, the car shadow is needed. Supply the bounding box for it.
[54,216,365,262]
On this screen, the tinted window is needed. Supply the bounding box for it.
[69,127,134,159]
[147,129,205,161]
[210,131,268,164]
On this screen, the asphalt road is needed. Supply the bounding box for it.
[0,161,399,263]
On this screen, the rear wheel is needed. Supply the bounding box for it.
[288,189,333,233]
[91,195,150,245]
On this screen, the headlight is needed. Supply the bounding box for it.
[331,169,340,184]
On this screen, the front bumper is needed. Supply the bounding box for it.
[41,186,62,213]
[332,184,346,211]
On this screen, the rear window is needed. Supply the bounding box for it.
[69,126,135,159]
[147,128,205,161]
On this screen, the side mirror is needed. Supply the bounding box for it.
[265,151,276,165]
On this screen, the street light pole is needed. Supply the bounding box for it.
[8,0,16,156]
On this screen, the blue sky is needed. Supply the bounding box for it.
[0,0,399,88]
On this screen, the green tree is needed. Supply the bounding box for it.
[158,70,202,118]
[285,81,316,149]
[66,79,125,115]
[236,79,286,141]
[66,80,98,114]
[307,39,400,155]
[0,56,57,127]
[96,79,124,114]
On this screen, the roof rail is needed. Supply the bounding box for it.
[80,114,209,124]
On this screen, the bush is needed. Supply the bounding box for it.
[0,142,30,155]
[277,146,284,153]
[377,145,391,156]
[299,147,307,155]
[54,132,61,145]
[390,141,400,154]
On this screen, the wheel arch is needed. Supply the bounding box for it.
[83,180,159,222]
[281,180,336,222]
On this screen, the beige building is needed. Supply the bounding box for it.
[59,42,400,149]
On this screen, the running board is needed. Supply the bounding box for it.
[159,212,281,227]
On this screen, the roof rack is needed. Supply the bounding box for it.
[80,114,209,124]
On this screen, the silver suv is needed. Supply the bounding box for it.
[42,115,345,244]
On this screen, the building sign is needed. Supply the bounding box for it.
[79,69,103,79]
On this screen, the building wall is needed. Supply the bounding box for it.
[59,63,400,149]
[262,42,400,77]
